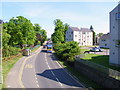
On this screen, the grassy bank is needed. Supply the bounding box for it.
[2,53,22,88]
[82,54,120,72]
[58,60,103,89]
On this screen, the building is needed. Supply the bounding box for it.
[66,27,93,46]
[110,3,120,66]
[99,33,110,48]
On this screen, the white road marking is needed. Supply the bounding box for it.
[37,84,39,87]
[56,61,85,88]
[45,53,63,87]
[36,81,38,83]
[7,85,11,88]
[56,77,63,86]
[48,65,51,69]
[51,70,55,76]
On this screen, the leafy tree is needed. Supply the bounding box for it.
[34,24,47,45]
[7,16,36,48]
[2,23,11,48]
[54,41,80,63]
[52,19,69,43]
[97,33,103,37]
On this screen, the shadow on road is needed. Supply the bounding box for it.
[36,68,82,87]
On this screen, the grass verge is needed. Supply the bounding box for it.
[2,53,22,88]
[58,60,103,89]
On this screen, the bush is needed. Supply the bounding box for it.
[2,46,21,57]
[54,41,81,64]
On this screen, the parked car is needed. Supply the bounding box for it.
[90,47,102,52]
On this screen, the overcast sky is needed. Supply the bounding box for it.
[1,0,119,38]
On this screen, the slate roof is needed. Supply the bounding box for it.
[69,27,80,31]
[80,28,92,32]
[69,27,92,32]
[100,33,110,40]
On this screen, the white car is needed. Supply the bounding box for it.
[90,47,102,52]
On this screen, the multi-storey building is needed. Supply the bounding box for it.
[66,27,93,46]
[110,3,120,66]
[99,33,110,48]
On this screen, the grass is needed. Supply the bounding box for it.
[2,46,41,88]
[81,54,120,72]
[80,49,90,53]
[2,53,23,88]
[80,45,98,48]
[58,60,103,89]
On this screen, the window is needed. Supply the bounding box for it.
[75,35,77,37]
[115,40,120,46]
[71,32,73,34]
[116,12,120,19]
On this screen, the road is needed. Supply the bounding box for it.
[6,46,85,89]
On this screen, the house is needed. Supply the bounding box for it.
[66,27,93,46]
[99,33,110,48]
[109,3,120,66]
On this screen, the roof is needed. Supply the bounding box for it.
[47,44,52,47]
[80,28,92,32]
[110,3,120,13]
[100,33,110,40]
[69,27,80,31]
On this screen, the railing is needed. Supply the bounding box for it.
[75,57,120,80]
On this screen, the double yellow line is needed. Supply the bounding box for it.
[19,47,42,88]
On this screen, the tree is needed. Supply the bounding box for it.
[7,16,36,48]
[52,19,69,43]
[34,24,47,45]
[2,23,11,48]
[54,41,80,63]
[90,25,96,45]
[97,33,103,37]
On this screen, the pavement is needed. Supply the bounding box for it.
[6,46,86,89]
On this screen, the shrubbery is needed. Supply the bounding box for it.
[54,41,80,64]
[2,45,21,57]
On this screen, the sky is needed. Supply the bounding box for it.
[1,1,119,38]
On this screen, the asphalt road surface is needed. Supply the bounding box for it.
[6,46,85,89]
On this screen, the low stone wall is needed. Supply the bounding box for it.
[74,59,120,89]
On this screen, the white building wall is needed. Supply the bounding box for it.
[66,28,93,46]
[73,31,79,42]
[110,4,120,65]
[99,39,110,48]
